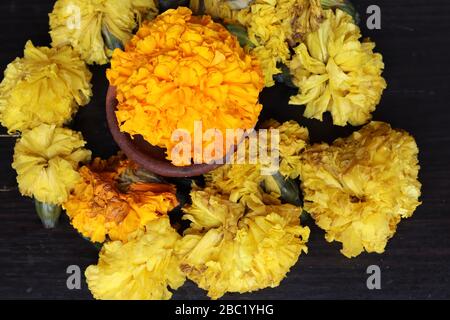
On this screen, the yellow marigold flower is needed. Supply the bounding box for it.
[178,188,309,299]
[107,7,264,165]
[299,122,422,258]
[86,217,185,300]
[289,9,387,126]
[64,155,178,243]
[0,41,92,133]
[12,124,91,205]
[49,0,159,65]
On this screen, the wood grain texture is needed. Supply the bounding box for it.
[0,0,449,300]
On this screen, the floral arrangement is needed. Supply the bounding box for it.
[0,0,421,300]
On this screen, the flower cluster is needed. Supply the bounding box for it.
[192,0,323,87]
[178,121,310,298]
[194,2,385,125]
[1,1,424,301]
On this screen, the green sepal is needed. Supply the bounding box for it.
[34,199,62,229]
[102,25,124,52]
[226,24,256,49]
[263,172,302,207]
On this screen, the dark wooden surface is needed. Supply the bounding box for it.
[0,0,449,300]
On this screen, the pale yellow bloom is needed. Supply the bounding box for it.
[289,9,386,126]
[49,0,159,65]
[300,122,421,257]
[86,217,185,300]
[12,124,91,205]
[0,41,92,133]
[178,188,309,299]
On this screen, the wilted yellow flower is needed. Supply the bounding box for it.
[0,41,92,133]
[107,7,264,165]
[178,188,309,299]
[12,124,91,205]
[64,155,178,243]
[291,0,324,41]
[289,9,386,126]
[300,122,421,258]
[49,0,159,65]
[86,217,185,300]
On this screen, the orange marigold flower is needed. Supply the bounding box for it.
[107,7,264,165]
[63,155,178,243]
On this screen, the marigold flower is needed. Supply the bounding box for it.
[12,124,91,205]
[289,9,387,126]
[0,41,92,133]
[64,155,178,243]
[86,217,185,300]
[178,188,309,299]
[107,7,264,165]
[49,0,159,65]
[299,122,422,258]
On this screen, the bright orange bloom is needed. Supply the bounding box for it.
[107,7,264,165]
